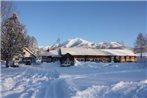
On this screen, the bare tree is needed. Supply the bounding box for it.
[145,34,147,51]
[134,32,146,58]
[25,35,39,58]
[1,1,14,22]
[26,36,38,51]
[30,36,38,56]
[31,36,38,50]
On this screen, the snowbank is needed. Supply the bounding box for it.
[72,80,147,98]
[1,62,147,98]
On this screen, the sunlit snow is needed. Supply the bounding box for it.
[1,61,147,98]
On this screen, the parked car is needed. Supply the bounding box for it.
[9,61,19,67]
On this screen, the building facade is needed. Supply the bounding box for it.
[41,48,137,66]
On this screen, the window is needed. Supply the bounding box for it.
[116,56,119,60]
[77,58,84,61]
[131,56,136,62]
[121,56,125,62]
[126,56,130,61]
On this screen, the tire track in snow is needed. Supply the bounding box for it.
[44,78,77,98]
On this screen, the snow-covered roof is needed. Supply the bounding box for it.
[23,47,36,57]
[101,49,136,56]
[23,47,33,54]
[61,48,136,56]
[41,48,136,57]
[61,48,108,56]
[41,50,59,57]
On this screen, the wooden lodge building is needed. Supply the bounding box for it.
[11,47,36,66]
[41,48,137,67]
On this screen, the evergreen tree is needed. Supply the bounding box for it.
[1,13,27,67]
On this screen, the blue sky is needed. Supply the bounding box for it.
[14,1,147,47]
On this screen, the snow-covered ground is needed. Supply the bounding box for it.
[1,62,147,98]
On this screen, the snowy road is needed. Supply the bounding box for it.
[1,62,147,98]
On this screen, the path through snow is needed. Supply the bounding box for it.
[1,65,59,98]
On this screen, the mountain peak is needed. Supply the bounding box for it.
[46,37,125,50]
[68,37,90,42]
[64,37,93,48]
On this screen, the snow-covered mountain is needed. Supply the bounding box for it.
[61,38,95,48]
[46,38,125,50]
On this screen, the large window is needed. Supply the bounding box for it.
[126,56,130,61]
[76,58,85,61]
[121,56,125,62]
[130,56,136,62]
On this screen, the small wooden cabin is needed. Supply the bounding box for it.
[12,47,36,65]
[60,53,75,67]
[22,47,36,63]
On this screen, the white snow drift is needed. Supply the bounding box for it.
[1,62,147,98]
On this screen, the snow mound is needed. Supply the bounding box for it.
[72,85,108,98]
[2,78,15,91]
[111,81,135,91]
[72,80,147,98]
